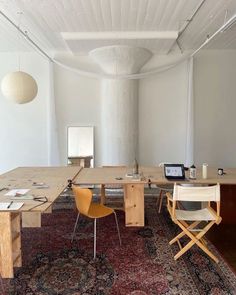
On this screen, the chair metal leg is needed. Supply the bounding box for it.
[114,211,122,246]
[94,218,97,259]
[71,212,80,243]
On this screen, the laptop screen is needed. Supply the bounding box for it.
[164,164,185,180]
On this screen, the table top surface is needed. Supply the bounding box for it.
[1,165,236,213]
[75,166,236,185]
[0,166,81,212]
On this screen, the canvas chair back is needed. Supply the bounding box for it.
[173,183,220,202]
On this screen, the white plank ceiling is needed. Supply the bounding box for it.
[0,0,236,55]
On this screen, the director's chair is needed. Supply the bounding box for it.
[167,183,222,263]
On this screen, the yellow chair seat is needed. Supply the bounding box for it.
[88,203,114,218]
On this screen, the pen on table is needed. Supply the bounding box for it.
[7,201,13,209]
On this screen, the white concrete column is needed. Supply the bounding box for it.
[90,46,152,166]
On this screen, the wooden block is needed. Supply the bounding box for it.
[124,183,144,226]
[12,214,22,267]
[0,212,21,278]
[22,212,41,228]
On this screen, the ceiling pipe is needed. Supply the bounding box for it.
[191,13,236,57]
[0,10,53,62]
[221,15,236,32]
[167,0,206,54]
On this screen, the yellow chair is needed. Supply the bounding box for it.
[167,183,222,263]
[71,186,121,259]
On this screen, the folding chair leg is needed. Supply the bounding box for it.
[94,218,97,259]
[170,231,186,245]
[71,212,80,243]
[175,238,219,263]
[114,211,121,246]
[169,221,201,245]
[199,244,219,263]
[158,190,164,213]
[177,239,182,250]
[174,240,195,260]
[174,220,219,263]
[201,237,208,246]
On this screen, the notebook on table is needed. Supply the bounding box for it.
[0,202,24,210]
[164,164,185,180]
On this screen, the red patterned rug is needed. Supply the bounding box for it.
[2,197,236,295]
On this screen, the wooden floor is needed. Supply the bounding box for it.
[207,224,236,271]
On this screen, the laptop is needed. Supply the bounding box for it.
[164,164,185,180]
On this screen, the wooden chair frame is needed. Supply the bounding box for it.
[167,184,222,263]
[156,186,173,213]
[156,163,173,213]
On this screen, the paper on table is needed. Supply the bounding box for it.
[5,189,30,197]
[125,173,133,177]
[0,202,24,210]
[10,195,34,200]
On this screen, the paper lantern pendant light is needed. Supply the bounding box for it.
[1,71,38,104]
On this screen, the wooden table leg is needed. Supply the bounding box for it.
[22,212,41,228]
[124,183,144,226]
[0,212,22,278]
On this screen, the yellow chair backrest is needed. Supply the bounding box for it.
[72,186,92,216]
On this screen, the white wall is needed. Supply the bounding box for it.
[54,58,189,167]
[194,50,236,168]
[139,61,189,165]
[0,52,50,174]
[1,49,236,172]
[53,63,101,166]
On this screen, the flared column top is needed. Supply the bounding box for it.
[89,45,152,75]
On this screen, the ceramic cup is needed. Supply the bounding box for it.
[218,168,224,176]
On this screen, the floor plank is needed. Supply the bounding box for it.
[207,224,236,271]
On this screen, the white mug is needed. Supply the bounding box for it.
[202,163,208,179]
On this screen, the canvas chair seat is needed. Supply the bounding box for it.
[175,208,216,221]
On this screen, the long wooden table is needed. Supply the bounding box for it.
[0,166,81,278]
[1,165,236,278]
[75,166,236,227]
